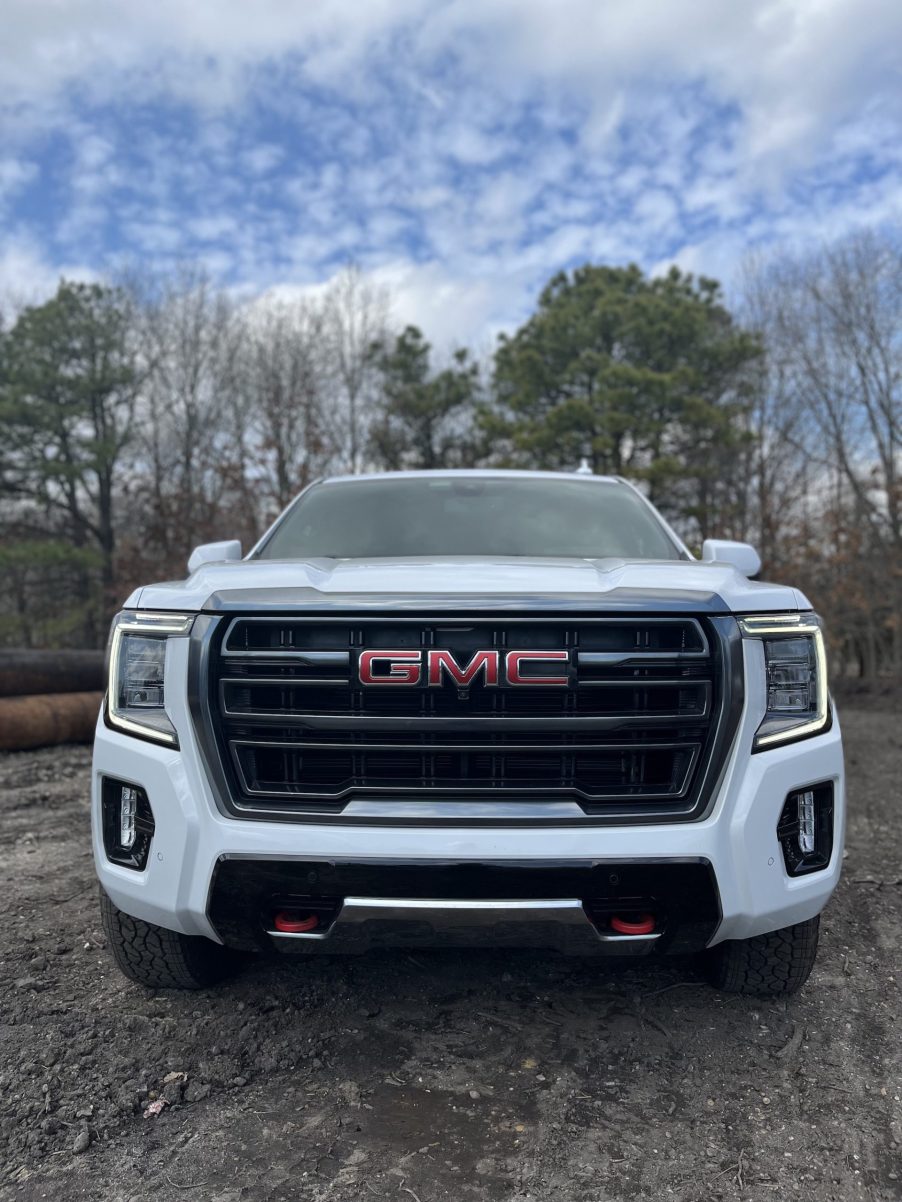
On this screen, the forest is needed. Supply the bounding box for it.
[1,230,899,677]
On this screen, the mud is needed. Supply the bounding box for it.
[1,709,900,1201]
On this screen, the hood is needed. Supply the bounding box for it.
[124,556,810,615]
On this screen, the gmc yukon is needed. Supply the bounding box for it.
[93,470,843,994]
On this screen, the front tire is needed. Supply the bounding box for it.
[100,889,235,989]
[706,916,820,996]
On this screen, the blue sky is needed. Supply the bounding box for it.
[1,0,900,346]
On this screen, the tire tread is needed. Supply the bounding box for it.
[708,916,820,996]
[100,890,232,990]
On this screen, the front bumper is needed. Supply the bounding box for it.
[92,637,845,951]
[207,857,722,956]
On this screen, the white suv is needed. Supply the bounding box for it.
[92,471,843,994]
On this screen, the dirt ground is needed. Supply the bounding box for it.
[0,708,900,1202]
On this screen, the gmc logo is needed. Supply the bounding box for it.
[358,649,570,687]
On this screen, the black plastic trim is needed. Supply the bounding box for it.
[777,781,835,875]
[207,855,722,955]
[228,737,701,804]
[100,776,155,870]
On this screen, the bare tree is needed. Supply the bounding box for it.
[760,233,902,674]
[322,265,389,473]
[134,268,246,571]
[239,299,333,516]
[738,257,816,572]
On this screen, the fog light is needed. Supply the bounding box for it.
[797,789,816,855]
[120,786,138,849]
[777,783,833,876]
[101,777,155,870]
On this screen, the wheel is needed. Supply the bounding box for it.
[99,889,236,989]
[706,915,820,996]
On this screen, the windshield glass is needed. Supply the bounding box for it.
[256,476,682,561]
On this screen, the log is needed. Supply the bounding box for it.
[0,692,103,751]
[0,650,105,697]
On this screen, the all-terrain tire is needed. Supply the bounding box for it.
[100,889,235,989]
[706,916,820,996]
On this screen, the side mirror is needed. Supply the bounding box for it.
[701,539,761,578]
[187,540,242,575]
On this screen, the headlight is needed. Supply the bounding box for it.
[106,611,195,746]
[739,613,829,751]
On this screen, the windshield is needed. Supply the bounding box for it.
[256,476,682,561]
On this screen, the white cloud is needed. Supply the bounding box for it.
[258,256,530,352]
[2,1,898,175]
[0,0,899,348]
[369,258,526,349]
[187,214,241,242]
[242,144,284,175]
[0,157,38,201]
[0,237,96,311]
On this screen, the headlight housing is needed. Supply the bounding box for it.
[106,611,195,746]
[739,613,829,751]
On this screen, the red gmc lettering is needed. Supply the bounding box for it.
[358,650,421,685]
[358,649,570,686]
[427,649,499,687]
[505,649,569,686]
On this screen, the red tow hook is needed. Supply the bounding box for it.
[610,913,655,935]
[273,911,320,933]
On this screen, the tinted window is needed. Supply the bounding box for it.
[257,476,681,561]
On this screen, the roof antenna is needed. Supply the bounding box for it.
[575,458,593,475]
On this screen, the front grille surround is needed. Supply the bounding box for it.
[189,612,743,825]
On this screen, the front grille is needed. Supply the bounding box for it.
[202,614,734,821]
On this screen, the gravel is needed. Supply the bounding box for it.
[1,709,900,1201]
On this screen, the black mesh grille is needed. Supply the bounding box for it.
[220,677,711,719]
[233,742,699,803]
[205,615,724,818]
